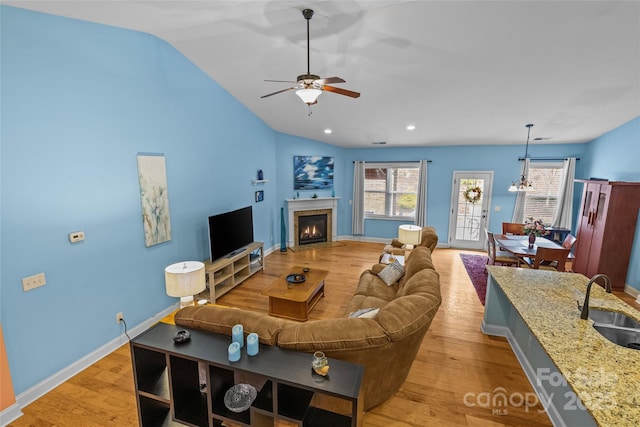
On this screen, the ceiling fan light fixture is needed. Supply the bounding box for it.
[296,88,322,105]
[261,8,360,108]
[509,176,534,192]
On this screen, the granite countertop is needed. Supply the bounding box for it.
[487,266,640,426]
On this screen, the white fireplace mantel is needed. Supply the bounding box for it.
[285,197,339,248]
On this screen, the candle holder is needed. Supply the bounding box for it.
[247,333,259,356]
[228,342,241,362]
[311,351,329,377]
[232,324,244,348]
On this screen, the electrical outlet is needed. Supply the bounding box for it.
[116,312,124,323]
[69,231,85,243]
[22,273,46,291]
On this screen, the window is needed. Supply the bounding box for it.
[364,162,419,219]
[521,162,564,224]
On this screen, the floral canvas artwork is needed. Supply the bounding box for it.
[293,156,334,190]
[137,154,172,247]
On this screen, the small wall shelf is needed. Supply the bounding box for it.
[251,179,269,185]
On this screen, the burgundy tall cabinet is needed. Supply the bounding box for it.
[573,180,640,290]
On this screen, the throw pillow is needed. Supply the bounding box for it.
[348,307,380,318]
[377,260,405,286]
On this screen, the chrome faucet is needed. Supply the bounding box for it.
[579,274,612,320]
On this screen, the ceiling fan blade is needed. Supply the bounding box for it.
[315,77,345,85]
[260,87,296,98]
[322,85,361,98]
[264,79,297,83]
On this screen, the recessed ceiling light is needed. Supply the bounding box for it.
[406,124,416,131]
[324,128,332,134]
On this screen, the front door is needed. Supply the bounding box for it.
[448,171,493,250]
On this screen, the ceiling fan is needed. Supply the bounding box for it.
[260,8,360,111]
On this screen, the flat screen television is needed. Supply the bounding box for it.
[208,206,254,262]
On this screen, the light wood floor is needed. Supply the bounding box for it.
[10,242,640,427]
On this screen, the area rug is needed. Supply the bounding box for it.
[460,253,489,305]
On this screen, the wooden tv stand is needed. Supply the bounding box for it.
[131,322,364,427]
[197,242,263,303]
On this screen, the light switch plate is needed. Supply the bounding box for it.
[22,273,46,291]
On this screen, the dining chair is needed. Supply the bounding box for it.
[521,247,571,272]
[539,234,577,269]
[561,234,577,250]
[485,229,520,267]
[502,222,525,235]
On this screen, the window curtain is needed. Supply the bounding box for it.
[414,160,428,226]
[352,161,365,235]
[511,158,530,222]
[551,157,576,229]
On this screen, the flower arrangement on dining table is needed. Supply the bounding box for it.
[523,217,550,237]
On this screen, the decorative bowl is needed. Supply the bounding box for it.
[224,384,257,413]
[286,274,306,284]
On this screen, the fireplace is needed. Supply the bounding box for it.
[292,207,334,250]
[287,198,338,250]
[298,214,328,245]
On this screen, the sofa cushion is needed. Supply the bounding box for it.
[377,290,441,341]
[398,268,440,298]
[175,305,287,345]
[354,270,399,299]
[400,246,435,285]
[277,318,389,352]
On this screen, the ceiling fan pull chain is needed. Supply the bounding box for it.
[307,105,313,116]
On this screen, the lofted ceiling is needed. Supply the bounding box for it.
[5,0,640,148]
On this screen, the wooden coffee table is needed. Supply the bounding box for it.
[262,266,328,321]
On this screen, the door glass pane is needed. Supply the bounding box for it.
[454,179,485,242]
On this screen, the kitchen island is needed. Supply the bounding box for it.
[483,266,640,426]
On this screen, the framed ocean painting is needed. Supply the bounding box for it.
[293,156,334,190]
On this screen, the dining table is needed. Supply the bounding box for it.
[494,234,574,259]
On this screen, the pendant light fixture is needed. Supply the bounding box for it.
[509,124,534,192]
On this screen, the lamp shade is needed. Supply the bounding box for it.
[165,261,206,297]
[296,88,322,105]
[398,225,422,246]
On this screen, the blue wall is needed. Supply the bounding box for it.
[582,117,640,291]
[341,144,588,241]
[1,5,639,400]
[0,6,277,394]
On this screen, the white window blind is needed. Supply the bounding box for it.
[364,162,419,219]
[522,162,564,224]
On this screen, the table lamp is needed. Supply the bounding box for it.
[398,225,422,251]
[165,261,206,308]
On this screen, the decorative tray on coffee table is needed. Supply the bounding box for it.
[286,274,306,284]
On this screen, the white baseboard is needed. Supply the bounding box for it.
[624,284,639,301]
[0,403,22,426]
[9,304,178,425]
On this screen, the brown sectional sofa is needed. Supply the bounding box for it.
[175,245,441,410]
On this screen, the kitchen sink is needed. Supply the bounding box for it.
[587,309,640,349]
[593,324,640,350]
[589,309,640,330]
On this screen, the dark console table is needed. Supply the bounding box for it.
[130,322,364,427]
